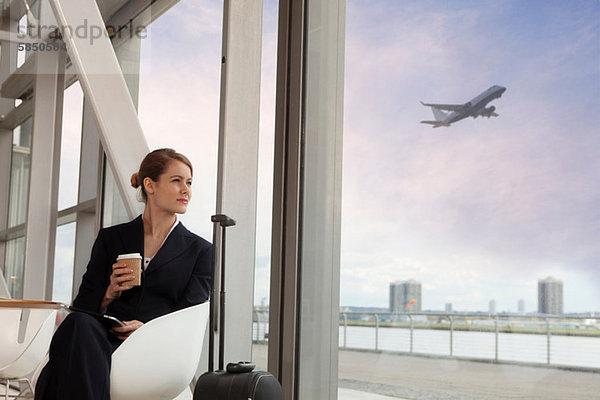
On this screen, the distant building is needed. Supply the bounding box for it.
[445,303,453,313]
[538,277,563,314]
[390,280,422,312]
[518,299,525,314]
[489,300,496,314]
[260,297,268,308]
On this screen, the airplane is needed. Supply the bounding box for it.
[420,85,506,128]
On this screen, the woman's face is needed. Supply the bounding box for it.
[144,160,192,214]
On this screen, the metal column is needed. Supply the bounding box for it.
[0,15,18,286]
[213,0,263,368]
[269,0,345,398]
[22,47,66,300]
[268,0,305,397]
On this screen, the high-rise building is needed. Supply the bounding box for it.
[518,299,525,314]
[489,300,496,314]
[445,303,453,313]
[538,277,563,314]
[389,280,422,312]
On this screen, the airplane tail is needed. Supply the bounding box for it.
[420,101,447,121]
[431,107,447,121]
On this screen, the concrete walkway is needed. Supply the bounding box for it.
[253,344,600,399]
[338,349,600,400]
[339,387,406,399]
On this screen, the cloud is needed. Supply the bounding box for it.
[340,1,600,311]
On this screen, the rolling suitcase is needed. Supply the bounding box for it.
[193,214,284,400]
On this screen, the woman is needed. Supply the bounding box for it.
[35,149,211,400]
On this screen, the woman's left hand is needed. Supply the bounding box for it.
[110,320,144,340]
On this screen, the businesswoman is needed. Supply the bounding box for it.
[35,148,212,400]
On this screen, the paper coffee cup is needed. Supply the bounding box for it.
[117,253,142,286]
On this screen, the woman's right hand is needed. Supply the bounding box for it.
[101,263,135,309]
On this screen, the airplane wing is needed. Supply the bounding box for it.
[420,101,466,112]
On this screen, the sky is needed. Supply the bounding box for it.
[52,0,599,313]
[339,0,599,312]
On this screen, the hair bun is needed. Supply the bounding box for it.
[130,172,141,188]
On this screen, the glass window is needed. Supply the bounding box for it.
[251,0,279,369]
[137,2,222,239]
[52,222,76,303]
[16,0,40,68]
[339,1,600,398]
[102,161,129,228]
[103,3,224,234]
[135,1,275,373]
[7,117,32,228]
[4,237,25,299]
[16,12,27,68]
[58,82,84,211]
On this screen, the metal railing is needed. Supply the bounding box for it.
[253,310,600,370]
[253,310,269,342]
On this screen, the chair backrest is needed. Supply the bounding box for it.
[0,309,57,378]
[110,302,210,400]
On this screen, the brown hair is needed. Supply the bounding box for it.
[130,148,193,202]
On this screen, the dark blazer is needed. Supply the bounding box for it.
[73,215,212,323]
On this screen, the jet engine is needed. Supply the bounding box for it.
[472,106,497,119]
[483,106,496,117]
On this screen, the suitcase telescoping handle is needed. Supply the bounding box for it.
[209,214,236,373]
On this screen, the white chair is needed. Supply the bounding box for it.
[110,302,210,400]
[0,307,58,400]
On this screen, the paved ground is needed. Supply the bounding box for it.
[1,383,399,400]
[339,387,406,399]
[253,344,600,399]
[5,345,598,399]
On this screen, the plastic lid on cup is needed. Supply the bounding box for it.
[117,253,142,260]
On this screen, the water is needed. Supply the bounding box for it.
[338,325,600,369]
